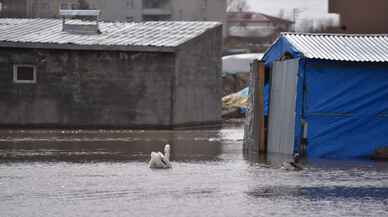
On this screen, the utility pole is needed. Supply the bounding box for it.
[292,8,303,32]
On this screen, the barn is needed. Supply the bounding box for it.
[245,33,388,159]
[0,10,223,129]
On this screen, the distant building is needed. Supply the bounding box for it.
[225,11,293,51]
[329,0,388,33]
[0,12,223,129]
[94,0,226,24]
[227,11,293,38]
[0,0,27,17]
[0,0,82,18]
[0,0,226,24]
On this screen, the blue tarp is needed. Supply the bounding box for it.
[238,87,249,97]
[239,85,270,116]
[304,60,388,158]
[262,37,302,68]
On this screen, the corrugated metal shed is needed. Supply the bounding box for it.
[281,32,388,62]
[0,19,221,52]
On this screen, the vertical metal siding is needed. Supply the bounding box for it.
[267,59,299,155]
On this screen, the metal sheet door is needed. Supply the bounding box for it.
[267,59,299,155]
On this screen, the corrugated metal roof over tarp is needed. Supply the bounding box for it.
[263,33,388,64]
[0,19,221,52]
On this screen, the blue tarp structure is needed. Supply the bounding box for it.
[262,33,388,159]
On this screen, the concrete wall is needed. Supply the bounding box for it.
[0,0,226,26]
[173,25,223,127]
[0,48,175,128]
[171,0,226,21]
[0,0,83,18]
[0,0,28,17]
[329,0,388,33]
[96,0,226,24]
[94,0,143,22]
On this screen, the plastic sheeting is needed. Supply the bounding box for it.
[304,60,388,158]
[222,88,249,110]
[223,86,269,115]
[222,53,264,74]
[239,86,269,115]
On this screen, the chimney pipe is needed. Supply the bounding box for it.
[60,10,101,34]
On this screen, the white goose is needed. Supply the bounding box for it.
[148,144,172,169]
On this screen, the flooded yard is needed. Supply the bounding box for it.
[1,123,388,217]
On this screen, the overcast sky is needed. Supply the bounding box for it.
[245,0,338,30]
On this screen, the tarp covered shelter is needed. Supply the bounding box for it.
[259,33,388,159]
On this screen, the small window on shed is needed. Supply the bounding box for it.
[13,65,37,83]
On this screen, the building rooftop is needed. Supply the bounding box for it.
[227,11,293,24]
[0,19,221,52]
[279,33,388,62]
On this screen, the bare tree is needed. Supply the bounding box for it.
[227,0,249,12]
[277,9,286,19]
[298,17,340,33]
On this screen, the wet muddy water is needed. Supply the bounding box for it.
[1,124,388,217]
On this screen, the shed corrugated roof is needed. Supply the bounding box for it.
[282,32,388,62]
[0,19,221,52]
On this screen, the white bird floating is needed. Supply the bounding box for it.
[149,144,172,169]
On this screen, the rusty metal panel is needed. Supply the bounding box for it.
[267,59,299,155]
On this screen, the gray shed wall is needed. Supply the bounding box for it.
[0,48,175,128]
[173,25,223,127]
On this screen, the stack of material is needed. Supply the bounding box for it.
[223,84,269,119]
[222,87,249,118]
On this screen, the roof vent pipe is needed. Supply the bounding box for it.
[60,10,101,34]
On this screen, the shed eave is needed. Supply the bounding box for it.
[304,57,388,63]
[280,32,388,63]
[0,41,176,53]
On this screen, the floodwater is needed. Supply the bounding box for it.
[1,123,388,217]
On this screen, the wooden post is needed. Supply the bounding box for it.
[258,61,266,153]
[244,60,267,155]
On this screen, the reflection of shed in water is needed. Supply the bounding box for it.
[0,129,223,162]
[245,33,388,159]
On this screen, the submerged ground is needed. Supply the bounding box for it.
[1,123,388,217]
